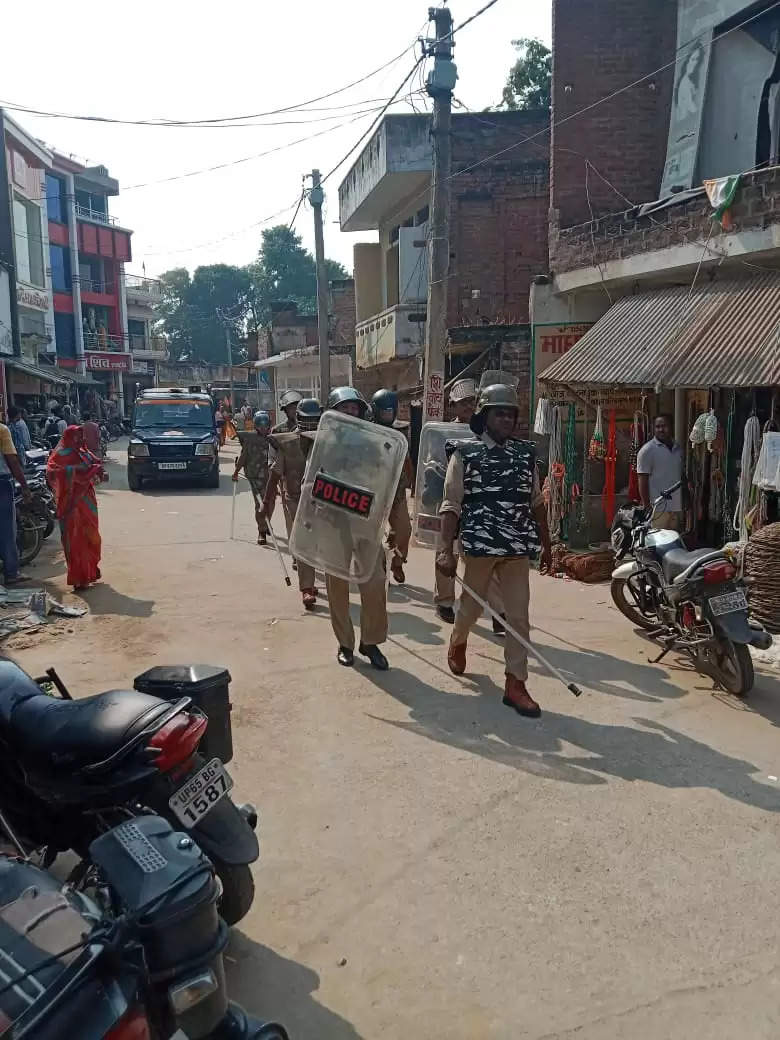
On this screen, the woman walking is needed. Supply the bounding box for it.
[47,426,105,590]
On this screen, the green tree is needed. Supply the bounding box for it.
[248,225,349,327]
[500,37,551,111]
[156,264,252,364]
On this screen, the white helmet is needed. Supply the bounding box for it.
[449,378,477,403]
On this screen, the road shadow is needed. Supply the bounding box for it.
[133,476,233,498]
[388,609,445,646]
[226,932,363,1039]
[362,667,780,810]
[74,582,155,618]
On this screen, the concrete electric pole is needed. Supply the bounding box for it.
[218,310,235,410]
[422,6,457,425]
[309,170,331,403]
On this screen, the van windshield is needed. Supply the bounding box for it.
[134,400,214,430]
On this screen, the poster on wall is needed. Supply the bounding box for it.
[532,323,593,411]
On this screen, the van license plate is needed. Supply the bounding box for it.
[158,462,187,471]
[168,757,233,827]
[708,591,748,616]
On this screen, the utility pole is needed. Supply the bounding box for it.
[218,309,235,410]
[422,6,457,425]
[309,170,331,402]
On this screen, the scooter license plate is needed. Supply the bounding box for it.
[708,590,748,616]
[168,757,233,827]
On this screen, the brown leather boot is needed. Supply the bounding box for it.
[302,588,316,610]
[448,641,467,676]
[503,675,541,718]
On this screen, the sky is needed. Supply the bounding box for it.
[3,0,551,279]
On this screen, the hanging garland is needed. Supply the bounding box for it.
[627,407,649,503]
[602,408,618,527]
[588,404,606,460]
[563,404,577,539]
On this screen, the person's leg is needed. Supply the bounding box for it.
[387,497,412,582]
[449,556,495,673]
[358,552,388,644]
[496,558,540,717]
[326,573,355,656]
[487,574,506,634]
[249,480,268,539]
[298,558,317,608]
[434,538,459,621]
[0,480,19,582]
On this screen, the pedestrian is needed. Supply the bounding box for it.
[46,425,105,590]
[322,387,390,671]
[436,384,553,718]
[272,390,302,434]
[261,398,322,610]
[371,388,413,584]
[232,411,272,545]
[637,414,684,529]
[242,400,254,431]
[81,412,101,457]
[7,407,32,469]
[216,405,227,447]
[45,406,67,446]
[0,419,31,586]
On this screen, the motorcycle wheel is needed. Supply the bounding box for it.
[43,516,55,538]
[17,515,44,565]
[698,639,754,696]
[610,577,658,631]
[213,860,255,927]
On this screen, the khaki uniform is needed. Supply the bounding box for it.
[441,435,543,680]
[387,451,413,564]
[235,433,270,537]
[326,552,388,651]
[269,433,315,592]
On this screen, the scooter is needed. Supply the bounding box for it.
[0,814,287,1039]
[611,481,772,695]
[0,659,259,925]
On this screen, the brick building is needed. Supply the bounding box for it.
[338,110,549,420]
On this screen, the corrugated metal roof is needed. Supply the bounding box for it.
[541,272,780,389]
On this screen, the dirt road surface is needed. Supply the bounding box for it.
[9,443,780,1039]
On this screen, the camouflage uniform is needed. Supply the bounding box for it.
[235,432,270,537]
[441,434,543,680]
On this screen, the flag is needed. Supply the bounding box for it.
[703,175,740,228]
[142,261,146,275]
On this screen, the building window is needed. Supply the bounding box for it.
[54,313,76,359]
[75,189,107,217]
[46,174,67,223]
[128,318,146,350]
[50,244,71,292]
[13,195,45,287]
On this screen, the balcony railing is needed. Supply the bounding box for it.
[80,278,114,295]
[75,203,117,226]
[125,275,162,298]
[129,334,167,356]
[83,332,125,352]
[355,303,426,367]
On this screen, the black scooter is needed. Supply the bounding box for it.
[0,660,258,925]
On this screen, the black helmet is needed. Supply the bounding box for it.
[279,390,302,410]
[296,397,321,431]
[371,389,398,426]
[253,410,271,430]
[326,386,368,419]
[469,384,518,435]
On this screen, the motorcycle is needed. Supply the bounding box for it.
[19,474,56,539]
[0,814,288,1039]
[0,659,259,926]
[14,484,47,565]
[611,481,773,695]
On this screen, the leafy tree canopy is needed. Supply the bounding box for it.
[500,37,551,111]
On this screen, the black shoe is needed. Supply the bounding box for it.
[492,614,506,636]
[359,643,389,671]
[436,605,455,625]
[337,647,354,667]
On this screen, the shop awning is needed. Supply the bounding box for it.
[540,271,780,390]
[4,358,69,385]
[54,368,100,387]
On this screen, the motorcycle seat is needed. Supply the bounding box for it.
[660,547,715,583]
[0,660,173,767]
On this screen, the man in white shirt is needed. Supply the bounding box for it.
[636,414,684,529]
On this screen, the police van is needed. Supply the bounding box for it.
[127,387,220,491]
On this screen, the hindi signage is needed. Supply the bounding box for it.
[85,352,131,372]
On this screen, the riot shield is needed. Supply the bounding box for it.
[290,411,408,583]
[414,422,476,548]
[479,370,519,391]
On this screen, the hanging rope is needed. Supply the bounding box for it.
[733,414,762,541]
[602,408,618,527]
[563,405,577,538]
[546,406,566,542]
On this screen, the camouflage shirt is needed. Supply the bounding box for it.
[236,432,271,486]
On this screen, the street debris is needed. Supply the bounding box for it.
[0,587,86,640]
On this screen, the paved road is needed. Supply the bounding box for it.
[11,443,780,1039]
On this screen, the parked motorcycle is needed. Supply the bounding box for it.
[20,474,56,539]
[14,484,46,565]
[0,815,287,1039]
[611,481,773,695]
[0,660,259,925]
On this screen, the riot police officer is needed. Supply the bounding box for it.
[324,387,389,670]
[232,410,272,545]
[371,388,413,584]
[273,390,302,434]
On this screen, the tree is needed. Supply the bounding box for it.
[248,225,349,327]
[500,37,551,111]
[156,264,252,364]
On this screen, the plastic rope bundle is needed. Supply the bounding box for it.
[602,408,617,526]
[547,406,566,542]
[733,415,762,541]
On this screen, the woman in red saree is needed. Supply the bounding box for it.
[47,425,104,589]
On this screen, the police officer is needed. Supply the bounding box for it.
[273,390,303,434]
[262,398,321,610]
[436,385,553,718]
[232,410,272,545]
[325,387,389,671]
[371,388,413,584]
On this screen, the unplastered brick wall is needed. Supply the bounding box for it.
[329,278,356,347]
[551,0,676,232]
[552,167,780,273]
[446,112,550,328]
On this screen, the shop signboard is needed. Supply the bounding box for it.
[532,322,592,412]
[85,352,131,372]
[16,283,48,312]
